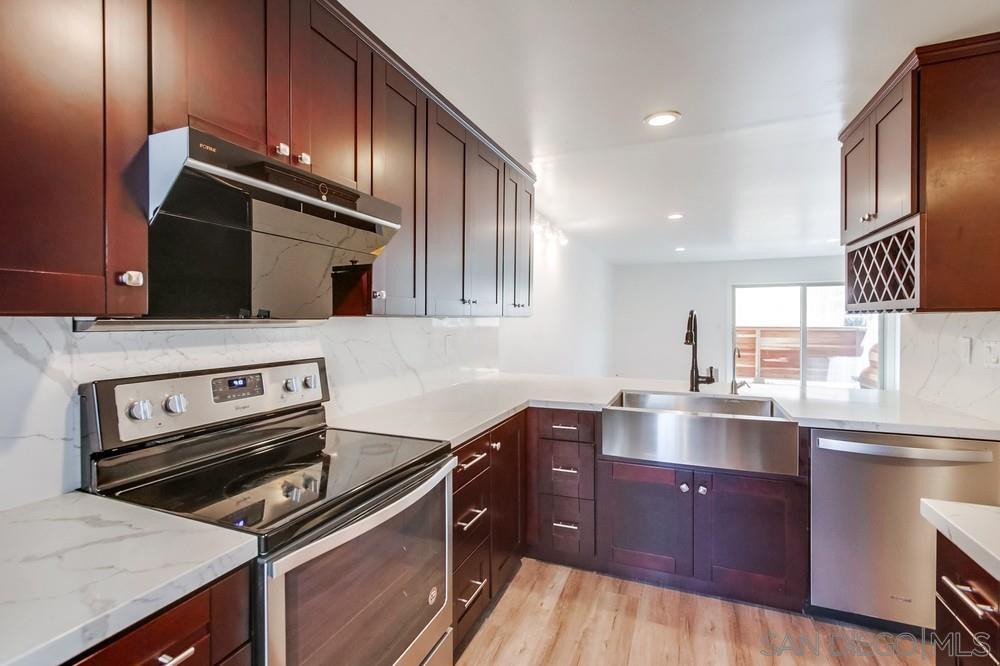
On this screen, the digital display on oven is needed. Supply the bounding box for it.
[228,377,248,389]
[212,373,264,402]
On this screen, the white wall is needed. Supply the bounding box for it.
[499,234,612,376]
[610,256,845,380]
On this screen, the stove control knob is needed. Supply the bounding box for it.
[163,393,189,415]
[303,374,318,390]
[126,399,153,421]
[284,377,300,393]
[282,481,303,502]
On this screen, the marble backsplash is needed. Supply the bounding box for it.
[899,312,1000,423]
[0,316,499,510]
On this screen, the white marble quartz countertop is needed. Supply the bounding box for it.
[329,372,1000,445]
[0,492,257,666]
[921,499,1000,581]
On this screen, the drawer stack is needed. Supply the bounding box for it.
[530,409,598,567]
[935,533,999,665]
[451,433,493,648]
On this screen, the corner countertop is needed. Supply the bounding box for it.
[328,372,1000,445]
[921,499,1000,581]
[0,491,257,666]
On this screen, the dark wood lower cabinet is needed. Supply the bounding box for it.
[73,566,250,666]
[934,532,998,665]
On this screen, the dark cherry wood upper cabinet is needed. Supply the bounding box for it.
[0,0,148,316]
[490,413,525,594]
[502,164,534,317]
[289,0,372,191]
[466,141,503,316]
[426,101,473,316]
[840,123,871,245]
[371,55,426,315]
[596,461,694,578]
[151,0,289,158]
[691,471,808,611]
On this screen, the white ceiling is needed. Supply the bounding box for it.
[341,0,1000,264]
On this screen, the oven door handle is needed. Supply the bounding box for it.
[266,456,456,578]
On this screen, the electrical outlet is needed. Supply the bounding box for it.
[957,336,973,364]
[985,340,1000,368]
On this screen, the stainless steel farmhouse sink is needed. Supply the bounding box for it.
[602,390,799,476]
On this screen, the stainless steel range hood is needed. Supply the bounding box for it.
[75,127,401,332]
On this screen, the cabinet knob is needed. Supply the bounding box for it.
[471,299,479,305]
[116,270,144,287]
[697,485,708,495]
[296,152,312,166]
[372,290,387,300]
[679,482,690,493]
[274,142,290,157]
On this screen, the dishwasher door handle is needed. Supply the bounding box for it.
[816,437,993,463]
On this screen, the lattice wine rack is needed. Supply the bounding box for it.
[846,216,919,312]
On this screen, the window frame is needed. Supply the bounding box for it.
[729,281,890,392]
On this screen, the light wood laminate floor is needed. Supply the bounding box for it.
[457,559,933,665]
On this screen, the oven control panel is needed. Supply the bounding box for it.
[107,360,327,445]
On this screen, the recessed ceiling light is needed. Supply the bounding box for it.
[644,110,682,127]
[674,247,686,253]
[667,213,684,220]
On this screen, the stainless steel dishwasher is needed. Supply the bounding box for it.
[811,429,999,629]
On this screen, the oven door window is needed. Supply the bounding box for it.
[272,480,447,666]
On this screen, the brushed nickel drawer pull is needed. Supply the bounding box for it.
[458,452,487,471]
[157,646,196,665]
[553,520,579,531]
[551,424,578,431]
[457,578,487,609]
[457,507,487,531]
[941,575,996,619]
[552,466,579,474]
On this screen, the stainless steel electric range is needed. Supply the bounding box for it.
[79,358,455,666]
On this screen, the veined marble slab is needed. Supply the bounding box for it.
[0,492,257,666]
[329,372,1000,446]
[921,499,1000,581]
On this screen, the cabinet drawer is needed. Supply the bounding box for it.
[537,409,596,442]
[538,439,594,499]
[937,533,999,657]
[217,644,251,666]
[453,468,490,571]
[453,433,491,491]
[537,494,595,563]
[454,539,491,647]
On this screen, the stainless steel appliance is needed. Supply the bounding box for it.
[75,127,402,331]
[811,429,1000,629]
[80,359,454,665]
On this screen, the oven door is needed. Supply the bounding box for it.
[261,455,456,666]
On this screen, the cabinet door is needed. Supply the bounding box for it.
[426,101,472,316]
[693,472,808,608]
[490,414,525,594]
[596,461,693,577]
[841,121,872,244]
[0,0,107,315]
[371,56,426,315]
[872,76,915,230]
[290,0,372,191]
[467,141,503,316]
[151,0,288,157]
[502,165,534,316]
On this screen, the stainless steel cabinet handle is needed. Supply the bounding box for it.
[551,424,578,431]
[941,576,996,619]
[157,647,196,665]
[457,578,487,609]
[697,485,708,495]
[116,271,144,287]
[457,507,487,532]
[679,482,690,493]
[817,437,993,463]
[458,452,487,471]
[552,466,578,474]
[553,521,579,531]
[296,152,312,166]
[274,142,290,157]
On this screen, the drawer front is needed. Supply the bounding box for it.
[454,433,491,491]
[453,468,490,570]
[538,494,595,561]
[538,439,594,499]
[217,643,251,666]
[454,539,491,647]
[937,534,999,657]
[537,409,596,443]
[936,597,996,665]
